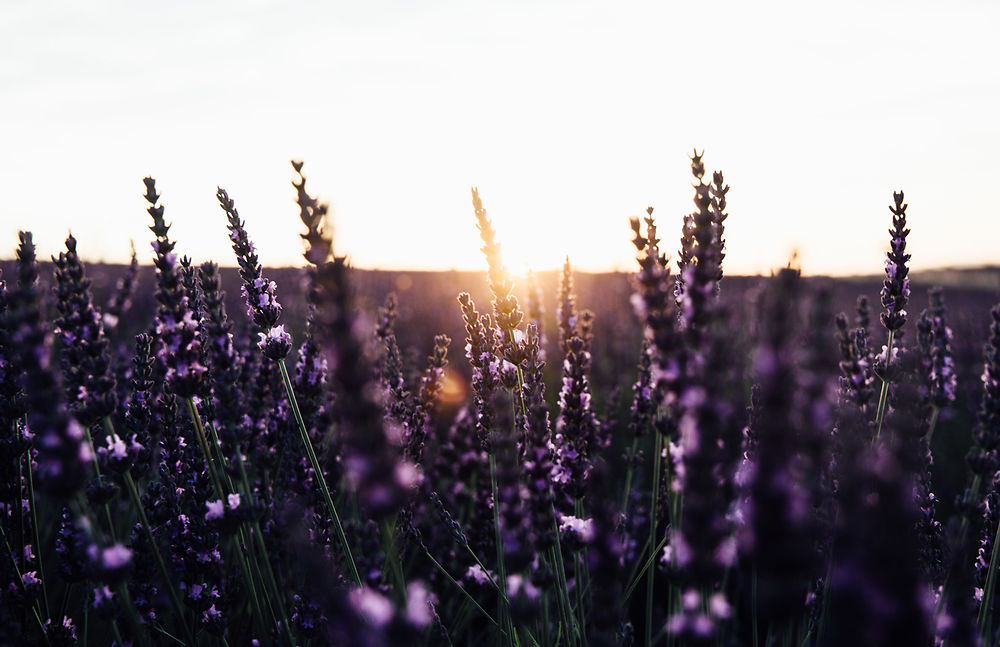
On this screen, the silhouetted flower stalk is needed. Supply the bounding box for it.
[708,170,729,289]
[288,162,412,588]
[470,187,523,645]
[874,191,911,440]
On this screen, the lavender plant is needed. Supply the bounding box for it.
[4,152,1000,647]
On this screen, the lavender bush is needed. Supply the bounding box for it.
[0,155,997,647]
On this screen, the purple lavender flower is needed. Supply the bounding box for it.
[51,234,118,426]
[42,616,78,647]
[738,268,825,622]
[970,306,1000,479]
[145,178,207,398]
[297,179,414,521]
[9,233,91,498]
[880,191,911,333]
[553,309,598,502]
[123,333,155,477]
[217,187,291,361]
[196,263,245,450]
[520,323,557,552]
[917,287,957,409]
[835,313,875,415]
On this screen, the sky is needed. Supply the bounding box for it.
[2,0,999,276]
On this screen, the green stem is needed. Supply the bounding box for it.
[277,358,361,587]
[874,329,895,441]
[926,406,941,443]
[622,533,670,602]
[977,511,1000,634]
[646,431,664,647]
[423,549,500,628]
[249,521,297,646]
[122,472,196,646]
[382,518,407,601]
[22,425,50,620]
[184,399,225,498]
[621,437,640,516]
[489,449,513,646]
[549,513,579,647]
[0,521,51,645]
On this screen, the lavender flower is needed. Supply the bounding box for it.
[459,292,500,452]
[917,287,957,409]
[52,233,119,428]
[299,176,415,521]
[292,159,333,266]
[217,187,290,361]
[739,268,824,622]
[553,314,598,502]
[471,188,524,365]
[520,323,556,552]
[970,306,1000,479]
[145,178,207,397]
[835,313,875,415]
[9,232,91,498]
[880,191,911,333]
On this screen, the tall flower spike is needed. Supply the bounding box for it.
[217,187,292,360]
[969,306,1000,480]
[146,178,206,397]
[917,287,957,409]
[471,188,523,352]
[52,233,118,426]
[197,262,244,450]
[557,256,577,357]
[880,191,911,333]
[520,323,556,552]
[296,167,415,523]
[10,232,91,498]
[292,159,333,265]
[708,170,729,287]
[739,268,823,623]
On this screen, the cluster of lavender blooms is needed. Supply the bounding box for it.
[6,152,1000,647]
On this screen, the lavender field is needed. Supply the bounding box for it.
[3,156,1000,647]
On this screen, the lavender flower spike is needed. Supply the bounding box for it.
[880,191,911,333]
[217,187,290,360]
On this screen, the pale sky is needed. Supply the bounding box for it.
[2,1,998,276]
